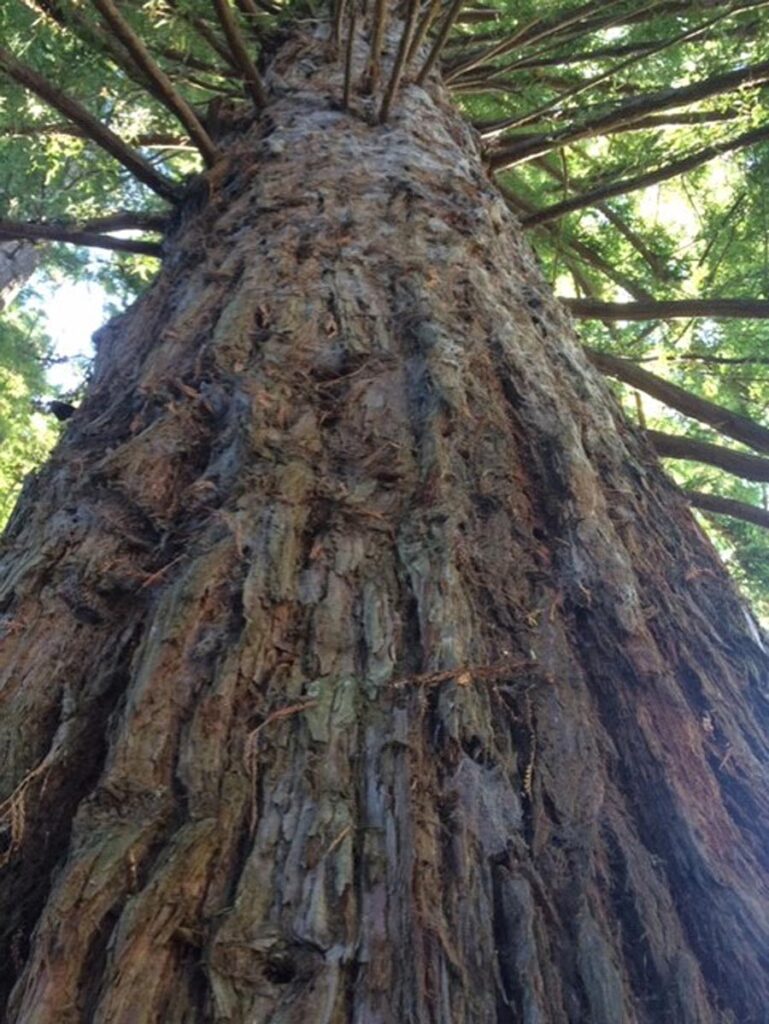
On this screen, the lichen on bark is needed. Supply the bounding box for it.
[0,24,767,1024]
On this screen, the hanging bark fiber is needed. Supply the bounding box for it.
[0,22,767,1024]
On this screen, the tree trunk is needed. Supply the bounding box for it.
[1,27,767,1024]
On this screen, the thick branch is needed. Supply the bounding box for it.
[567,298,769,320]
[585,347,769,453]
[687,491,769,529]
[647,430,769,482]
[212,0,268,107]
[0,45,180,201]
[490,56,769,170]
[89,0,217,165]
[0,219,162,256]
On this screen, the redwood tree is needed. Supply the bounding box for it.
[1,3,768,1022]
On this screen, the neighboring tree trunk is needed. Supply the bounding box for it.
[1,28,767,1024]
[0,240,38,312]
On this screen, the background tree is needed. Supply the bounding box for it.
[0,2,768,1021]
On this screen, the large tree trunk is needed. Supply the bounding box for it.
[1,26,767,1024]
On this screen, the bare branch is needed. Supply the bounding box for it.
[89,0,218,166]
[490,56,769,170]
[0,44,181,202]
[445,0,611,82]
[380,0,421,122]
[523,122,769,225]
[212,0,268,107]
[333,0,346,51]
[342,5,357,110]
[585,347,769,453]
[476,1,737,139]
[687,491,769,530]
[0,219,163,256]
[366,0,387,92]
[416,0,467,85]
[161,0,240,71]
[407,0,442,65]
[567,298,769,320]
[647,430,769,482]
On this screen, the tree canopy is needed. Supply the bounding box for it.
[2,0,769,609]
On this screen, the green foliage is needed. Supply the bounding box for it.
[0,303,58,523]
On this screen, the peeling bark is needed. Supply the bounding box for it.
[1,26,767,1024]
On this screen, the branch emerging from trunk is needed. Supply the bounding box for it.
[687,490,769,530]
[89,0,218,166]
[0,219,163,257]
[380,0,421,121]
[489,55,769,170]
[522,122,769,225]
[0,45,181,202]
[212,0,268,107]
[585,347,769,453]
[566,298,769,320]
[647,429,769,483]
[416,0,467,85]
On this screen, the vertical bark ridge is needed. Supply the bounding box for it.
[0,24,767,1024]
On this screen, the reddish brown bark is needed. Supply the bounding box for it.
[0,24,767,1024]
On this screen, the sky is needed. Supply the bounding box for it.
[31,278,106,392]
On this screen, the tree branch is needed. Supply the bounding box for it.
[687,490,769,530]
[366,0,387,91]
[474,1,739,139]
[416,0,466,84]
[407,0,443,64]
[445,0,613,82]
[89,0,218,166]
[647,429,769,482]
[498,184,654,300]
[26,0,168,103]
[342,5,356,109]
[0,45,181,202]
[489,56,769,170]
[380,0,421,121]
[585,347,769,453]
[0,219,163,256]
[567,298,769,320]
[212,0,268,107]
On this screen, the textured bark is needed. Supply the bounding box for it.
[1,26,768,1024]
